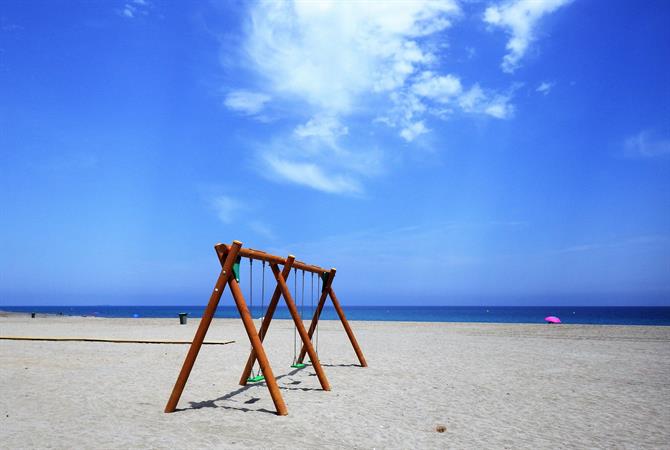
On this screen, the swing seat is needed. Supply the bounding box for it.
[247,375,265,383]
[290,363,307,369]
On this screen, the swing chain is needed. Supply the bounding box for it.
[261,261,265,312]
[254,261,266,378]
[292,267,298,365]
[301,269,305,322]
[316,272,320,356]
[311,272,316,360]
[249,258,253,317]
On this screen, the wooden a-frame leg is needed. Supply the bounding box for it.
[328,287,367,367]
[164,241,241,413]
[297,269,335,364]
[237,263,292,386]
[297,269,367,367]
[228,276,288,415]
[271,259,331,391]
[214,243,290,387]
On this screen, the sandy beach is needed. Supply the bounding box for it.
[1,313,669,449]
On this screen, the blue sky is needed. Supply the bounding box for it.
[1,0,669,306]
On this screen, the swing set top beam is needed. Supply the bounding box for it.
[217,243,330,275]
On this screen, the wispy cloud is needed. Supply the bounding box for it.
[224,0,521,194]
[405,72,515,123]
[210,195,243,224]
[273,222,482,274]
[223,90,271,115]
[249,221,275,240]
[536,81,554,95]
[262,155,362,194]
[1,18,23,33]
[277,220,530,263]
[208,193,277,239]
[624,130,670,158]
[553,235,670,254]
[399,121,429,142]
[119,0,150,19]
[411,72,462,103]
[484,0,572,73]
[294,115,348,143]
[269,228,669,298]
[457,84,515,119]
[267,220,534,296]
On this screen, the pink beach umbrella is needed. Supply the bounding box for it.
[545,316,561,324]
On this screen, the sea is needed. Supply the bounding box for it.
[2,305,670,325]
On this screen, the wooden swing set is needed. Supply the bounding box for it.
[164,240,367,415]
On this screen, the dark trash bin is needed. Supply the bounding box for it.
[179,312,188,325]
[31,312,36,318]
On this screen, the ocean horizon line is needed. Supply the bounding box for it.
[3,305,669,326]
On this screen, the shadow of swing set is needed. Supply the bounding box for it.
[164,240,367,416]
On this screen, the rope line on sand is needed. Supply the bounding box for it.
[0,336,235,345]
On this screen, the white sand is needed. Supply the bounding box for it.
[1,313,669,449]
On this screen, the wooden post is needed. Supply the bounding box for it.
[297,269,335,363]
[238,263,292,386]
[328,287,367,367]
[270,260,331,391]
[164,241,241,413]
[228,276,288,415]
[297,269,367,367]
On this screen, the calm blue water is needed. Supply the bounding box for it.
[2,305,670,325]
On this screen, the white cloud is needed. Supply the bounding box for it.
[484,98,514,119]
[400,121,429,142]
[249,221,275,239]
[210,195,242,224]
[224,90,271,115]
[553,235,670,254]
[294,115,348,142]
[624,130,670,158]
[458,84,514,119]
[409,71,514,120]
[122,5,135,18]
[245,0,460,113]
[206,192,277,239]
[258,118,384,195]
[536,81,554,95]
[376,91,427,130]
[238,1,469,192]
[411,71,463,103]
[224,1,526,194]
[119,0,150,19]
[263,155,361,194]
[484,0,572,73]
